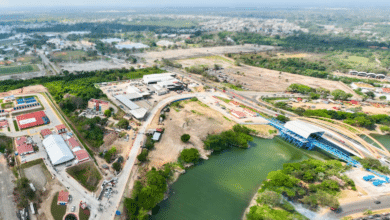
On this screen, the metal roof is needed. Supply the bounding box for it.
[129,108,147,119]
[115,95,140,110]
[284,120,325,139]
[43,135,75,166]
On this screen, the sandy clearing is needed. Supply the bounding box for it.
[177,56,360,99]
[147,101,235,168]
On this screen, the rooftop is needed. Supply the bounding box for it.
[58,190,69,203]
[284,120,325,139]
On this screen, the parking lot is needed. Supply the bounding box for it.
[346,169,390,196]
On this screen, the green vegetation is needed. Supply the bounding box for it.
[204,125,254,152]
[1,102,14,108]
[13,120,19,131]
[117,119,129,129]
[356,158,390,174]
[380,125,390,132]
[180,134,191,143]
[302,109,390,129]
[0,65,38,75]
[144,136,155,150]
[276,115,290,123]
[104,109,112,117]
[161,58,182,68]
[224,83,244,91]
[247,159,354,219]
[104,146,117,163]
[66,161,102,191]
[180,148,200,163]
[331,89,353,101]
[49,50,98,63]
[78,208,91,220]
[124,166,173,219]
[137,149,149,162]
[112,161,122,172]
[0,135,13,153]
[51,192,67,220]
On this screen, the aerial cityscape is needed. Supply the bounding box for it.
[2,1,390,220]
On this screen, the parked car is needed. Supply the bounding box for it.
[71,206,75,212]
[374,200,381,204]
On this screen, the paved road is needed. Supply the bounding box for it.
[99,92,217,220]
[322,195,390,219]
[0,154,18,220]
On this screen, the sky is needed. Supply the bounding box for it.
[2,0,390,8]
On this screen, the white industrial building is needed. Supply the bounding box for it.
[143,73,176,84]
[284,120,325,139]
[43,135,75,166]
[115,95,148,120]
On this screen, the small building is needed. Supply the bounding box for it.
[16,111,49,130]
[40,129,52,139]
[56,124,67,134]
[88,99,110,112]
[74,149,89,163]
[231,110,246,119]
[15,136,34,156]
[143,73,176,84]
[348,100,360,105]
[243,108,258,117]
[152,132,162,142]
[57,190,69,205]
[67,137,81,149]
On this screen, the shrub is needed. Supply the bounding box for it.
[112,162,121,172]
[181,134,191,143]
[137,149,148,162]
[180,148,200,163]
[104,109,112,117]
[117,119,129,129]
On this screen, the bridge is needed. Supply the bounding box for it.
[268,119,360,167]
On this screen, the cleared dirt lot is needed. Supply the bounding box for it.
[24,164,48,191]
[147,100,235,168]
[134,44,276,63]
[178,56,360,99]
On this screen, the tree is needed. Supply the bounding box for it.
[137,149,148,162]
[257,190,281,207]
[181,134,191,143]
[276,115,290,123]
[104,147,117,163]
[104,109,112,117]
[380,96,387,100]
[365,91,375,99]
[112,162,121,171]
[117,119,129,129]
[180,148,200,163]
[331,89,353,100]
[310,92,320,100]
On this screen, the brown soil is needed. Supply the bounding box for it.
[178,57,360,99]
[147,101,235,168]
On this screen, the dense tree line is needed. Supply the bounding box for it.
[247,159,355,220]
[302,109,390,129]
[204,125,254,151]
[124,166,172,220]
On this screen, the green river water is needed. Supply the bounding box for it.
[151,137,311,220]
[370,134,390,151]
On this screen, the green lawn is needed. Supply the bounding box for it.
[1,102,14,109]
[224,83,244,91]
[13,120,19,131]
[338,55,378,69]
[78,208,90,220]
[51,50,96,62]
[51,192,67,220]
[66,161,102,192]
[0,65,39,75]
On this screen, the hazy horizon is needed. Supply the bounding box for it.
[2,0,390,10]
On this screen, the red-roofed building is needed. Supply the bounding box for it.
[16,111,49,130]
[74,150,89,163]
[17,144,34,156]
[0,120,8,128]
[243,108,258,117]
[67,137,80,149]
[383,88,390,93]
[57,190,69,205]
[40,129,52,139]
[231,110,246,119]
[349,100,360,105]
[56,124,66,134]
[15,136,34,156]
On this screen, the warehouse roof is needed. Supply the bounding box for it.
[284,120,325,139]
[43,135,74,166]
[115,95,139,110]
[129,108,147,119]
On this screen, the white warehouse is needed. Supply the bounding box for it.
[43,135,75,166]
[143,73,176,84]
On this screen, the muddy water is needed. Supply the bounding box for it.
[151,137,311,220]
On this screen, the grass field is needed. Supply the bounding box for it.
[13,120,19,131]
[51,50,97,62]
[337,55,378,69]
[1,102,13,108]
[0,64,39,75]
[16,56,40,64]
[78,208,90,220]
[223,83,244,91]
[66,161,102,192]
[51,192,67,220]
